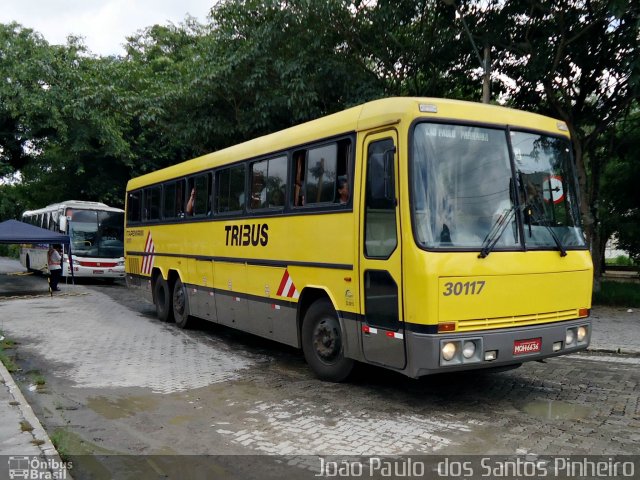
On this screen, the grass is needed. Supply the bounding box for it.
[593,280,640,308]
[27,370,46,387]
[605,255,637,267]
[0,332,19,373]
[49,430,72,462]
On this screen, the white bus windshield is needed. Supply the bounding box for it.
[67,209,125,258]
[411,123,585,251]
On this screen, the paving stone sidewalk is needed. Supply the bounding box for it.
[0,255,638,469]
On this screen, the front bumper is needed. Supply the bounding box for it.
[404,319,591,378]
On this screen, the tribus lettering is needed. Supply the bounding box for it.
[225,224,269,246]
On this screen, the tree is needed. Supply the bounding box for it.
[0,23,69,176]
[464,0,639,283]
[356,0,481,99]
[600,108,640,264]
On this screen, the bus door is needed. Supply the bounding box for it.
[359,131,406,370]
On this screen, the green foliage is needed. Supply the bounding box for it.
[605,255,636,267]
[0,244,19,258]
[593,281,640,307]
[0,0,638,283]
[0,332,18,373]
[600,109,640,264]
[465,0,640,278]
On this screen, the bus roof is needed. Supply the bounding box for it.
[126,97,570,191]
[23,200,124,216]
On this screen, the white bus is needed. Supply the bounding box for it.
[21,200,125,279]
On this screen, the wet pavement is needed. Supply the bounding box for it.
[0,256,639,479]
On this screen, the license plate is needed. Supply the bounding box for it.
[93,270,104,274]
[513,338,541,355]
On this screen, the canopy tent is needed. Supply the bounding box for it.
[0,219,70,244]
[0,219,74,283]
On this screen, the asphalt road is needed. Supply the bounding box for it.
[0,258,638,479]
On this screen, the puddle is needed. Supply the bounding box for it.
[522,400,592,420]
[87,395,159,420]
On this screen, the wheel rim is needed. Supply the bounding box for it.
[174,284,185,316]
[312,316,341,364]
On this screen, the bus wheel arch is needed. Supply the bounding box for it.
[152,268,174,323]
[299,290,354,382]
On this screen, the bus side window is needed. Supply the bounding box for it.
[127,191,142,223]
[187,174,210,216]
[175,180,186,217]
[163,182,177,219]
[307,144,337,205]
[251,156,286,210]
[293,150,306,207]
[335,139,353,205]
[215,165,245,214]
[144,186,161,221]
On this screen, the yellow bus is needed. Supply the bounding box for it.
[125,97,592,381]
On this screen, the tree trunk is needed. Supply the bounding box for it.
[567,126,601,293]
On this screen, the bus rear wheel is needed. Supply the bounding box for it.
[301,299,354,382]
[154,276,174,322]
[172,278,191,329]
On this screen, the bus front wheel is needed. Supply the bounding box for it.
[301,299,354,382]
[172,278,191,329]
[154,276,174,322]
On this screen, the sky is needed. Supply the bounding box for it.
[0,0,217,56]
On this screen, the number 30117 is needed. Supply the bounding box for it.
[443,281,486,296]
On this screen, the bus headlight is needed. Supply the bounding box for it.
[577,326,588,342]
[566,328,576,346]
[462,341,476,359]
[442,342,457,361]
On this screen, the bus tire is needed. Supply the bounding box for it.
[172,278,191,329]
[154,276,174,322]
[301,299,354,382]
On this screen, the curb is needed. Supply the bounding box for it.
[586,347,640,357]
[0,359,67,465]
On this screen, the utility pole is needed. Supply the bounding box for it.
[482,45,491,104]
[444,0,491,103]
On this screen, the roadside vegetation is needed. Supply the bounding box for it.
[605,255,638,268]
[0,245,19,259]
[0,0,638,287]
[0,332,18,373]
[593,281,640,308]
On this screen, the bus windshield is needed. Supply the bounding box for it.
[411,123,585,251]
[67,209,125,258]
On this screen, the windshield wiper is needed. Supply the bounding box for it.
[478,205,519,259]
[526,203,567,257]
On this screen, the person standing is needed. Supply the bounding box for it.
[47,244,62,292]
